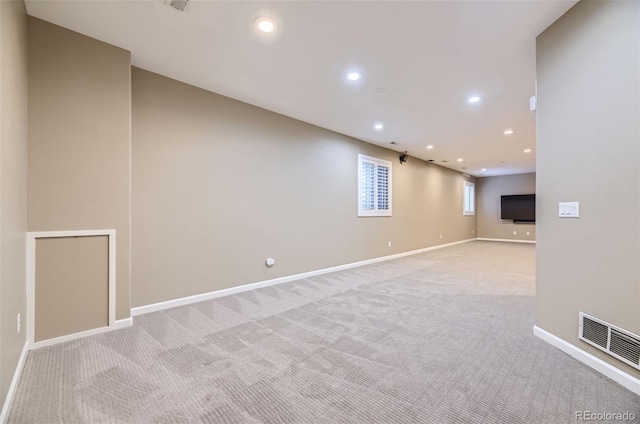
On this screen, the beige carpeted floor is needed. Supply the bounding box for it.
[9,241,640,423]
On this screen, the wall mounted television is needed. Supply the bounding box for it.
[501,194,536,223]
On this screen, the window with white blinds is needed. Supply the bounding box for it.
[463,181,475,216]
[358,154,392,217]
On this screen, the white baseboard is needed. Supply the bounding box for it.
[0,342,28,424]
[477,237,536,244]
[113,317,133,329]
[132,238,476,317]
[533,325,640,396]
[28,317,133,351]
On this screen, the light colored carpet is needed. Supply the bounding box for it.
[9,241,640,423]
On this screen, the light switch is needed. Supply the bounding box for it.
[559,202,580,218]
[570,203,579,217]
[559,203,567,217]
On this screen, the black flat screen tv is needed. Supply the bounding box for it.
[501,194,535,223]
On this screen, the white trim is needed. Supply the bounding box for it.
[27,229,117,348]
[476,238,536,244]
[533,325,640,396]
[26,235,35,350]
[113,317,133,329]
[132,238,475,316]
[127,64,133,331]
[27,229,116,239]
[28,318,132,351]
[108,231,116,326]
[0,342,28,424]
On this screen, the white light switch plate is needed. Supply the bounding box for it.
[559,201,580,218]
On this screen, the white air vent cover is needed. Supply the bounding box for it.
[579,312,640,370]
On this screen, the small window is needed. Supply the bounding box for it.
[463,181,475,216]
[358,154,392,217]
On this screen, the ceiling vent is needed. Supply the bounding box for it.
[167,0,189,12]
[579,312,640,370]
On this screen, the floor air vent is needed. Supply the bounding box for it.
[579,312,640,370]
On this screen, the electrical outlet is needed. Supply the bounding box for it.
[17,313,20,334]
[472,230,475,234]
[388,241,391,248]
[440,234,443,239]
[513,231,517,235]
[526,231,530,236]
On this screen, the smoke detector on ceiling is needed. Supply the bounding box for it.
[166,0,189,12]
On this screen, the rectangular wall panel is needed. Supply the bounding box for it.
[35,236,108,342]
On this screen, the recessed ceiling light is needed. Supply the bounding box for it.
[255,17,277,33]
[457,158,464,162]
[347,72,361,81]
[426,145,434,150]
[481,168,487,172]
[504,129,514,135]
[373,123,384,131]
[468,96,481,104]
[524,148,532,153]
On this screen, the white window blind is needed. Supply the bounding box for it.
[358,154,392,217]
[463,181,475,216]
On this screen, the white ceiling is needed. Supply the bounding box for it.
[25,0,577,177]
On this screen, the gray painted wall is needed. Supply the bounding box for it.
[34,236,109,342]
[0,0,28,405]
[536,0,640,378]
[132,68,477,308]
[27,17,132,322]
